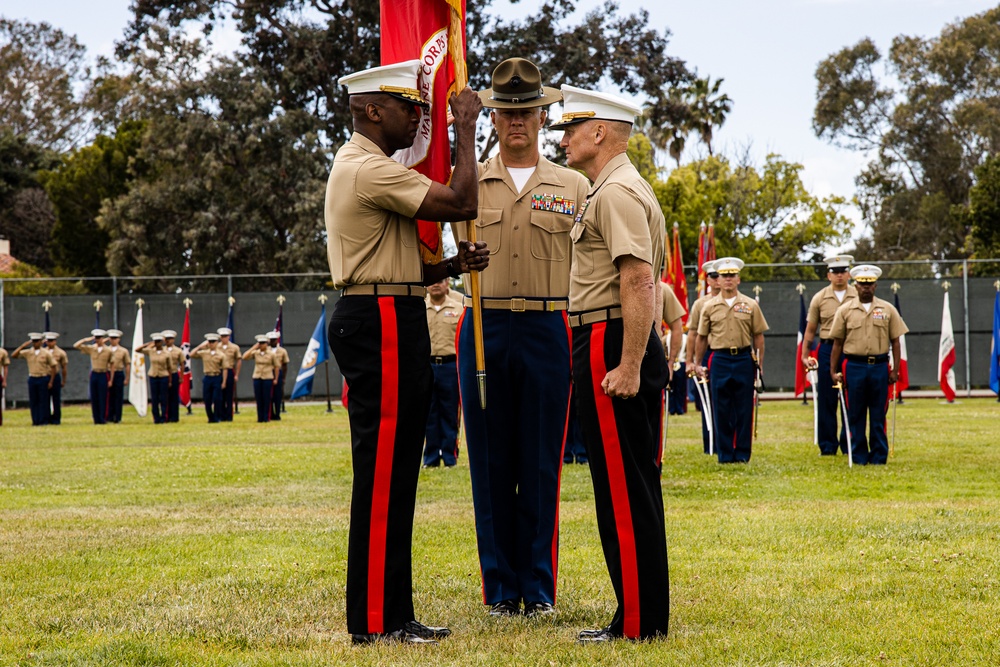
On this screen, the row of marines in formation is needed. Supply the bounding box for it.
[0,327,292,426]
[323,55,910,648]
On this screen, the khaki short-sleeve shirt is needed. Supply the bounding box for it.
[454,156,589,298]
[325,132,433,289]
[271,345,290,368]
[192,348,228,375]
[808,284,858,338]
[109,346,131,372]
[13,347,56,376]
[0,348,9,369]
[697,292,769,349]
[426,294,463,357]
[80,344,113,372]
[686,293,713,338]
[829,297,908,355]
[48,345,68,371]
[246,348,280,380]
[165,346,185,375]
[144,347,175,377]
[569,153,665,312]
[662,287,686,324]
[219,343,241,372]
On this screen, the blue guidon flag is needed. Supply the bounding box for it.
[291,306,329,400]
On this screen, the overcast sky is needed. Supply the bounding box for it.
[3,0,997,241]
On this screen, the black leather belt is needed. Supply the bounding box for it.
[568,307,623,328]
[204,373,221,377]
[846,354,889,364]
[431,355,456,365]
[342,284,427,298]
[819,338,834,344]
[464,296,568,312]
[711,346,751,355]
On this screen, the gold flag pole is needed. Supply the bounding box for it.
[449,3,487,409]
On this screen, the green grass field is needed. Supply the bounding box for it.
[2,398,998,666]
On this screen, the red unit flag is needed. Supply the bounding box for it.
[179,306,192,408]
[380,0,466,265]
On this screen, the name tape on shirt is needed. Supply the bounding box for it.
[531,193,576,215]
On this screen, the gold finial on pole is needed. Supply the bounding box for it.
[228,296,236,307]
[276,295,286,306]
[891,282,900,294]
[183,298,193,309]
[796,283,805,295]
[93,300,103,311]
[136,298,145,308]
[941,281,951,292]
[753,285,762,297]
[318,294,329,305]
[42,300,53,311]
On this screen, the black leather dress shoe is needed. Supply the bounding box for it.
[351,629,437,645]
[488,599,521,617]
[577,627,620,643]
[523,601,556,617]
[403,620,451,639]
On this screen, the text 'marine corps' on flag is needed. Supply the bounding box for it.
[380,0,466,265]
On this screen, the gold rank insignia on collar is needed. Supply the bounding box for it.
[531,193,575,215]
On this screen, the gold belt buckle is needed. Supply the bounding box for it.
[730,347,738,355]
[868,356,875,364]
[510,298,526,312]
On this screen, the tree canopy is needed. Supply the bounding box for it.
[814,7,1000,262]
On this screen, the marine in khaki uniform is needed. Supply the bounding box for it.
[244,335,280,423]
[802,255,859,455]
[829,264,907,465]
[191,333,231,423]
[0,345,9,426]
[555,84,670,643]
[217,327,241,421]
[11,333,57,426]
[423,279,462,468]
[451,58,589,618]
[326,60,489,645]
[694,257,769,463]
[106,329,131,423]
[140,333,176,424]
[267,331,290,420]
[44,333,68,425]
[684,260,719,452]
[74,329,113,424]
[163,330,185,423]
[660,286,686,418]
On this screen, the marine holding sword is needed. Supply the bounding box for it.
[693,257,769,464]
[828,264,908,465]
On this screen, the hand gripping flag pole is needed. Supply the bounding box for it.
[448,2,487,409]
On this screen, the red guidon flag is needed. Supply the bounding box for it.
[179,306,192,408]
[938,290,956,402]
[666,223,689,325]
[380,0,465,265]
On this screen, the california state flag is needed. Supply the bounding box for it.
[380,0,465,265]
[938,291,956,402]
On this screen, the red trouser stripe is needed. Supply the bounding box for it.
[588,322,640,638]
[368,297,399,632]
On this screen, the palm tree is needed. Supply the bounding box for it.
[686,76,732,156]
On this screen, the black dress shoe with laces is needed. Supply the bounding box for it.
[523,601,555,617]
[403,620,451,639]
[488,599,521,617]
[577,626,621,643]
[351,629,437,645]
